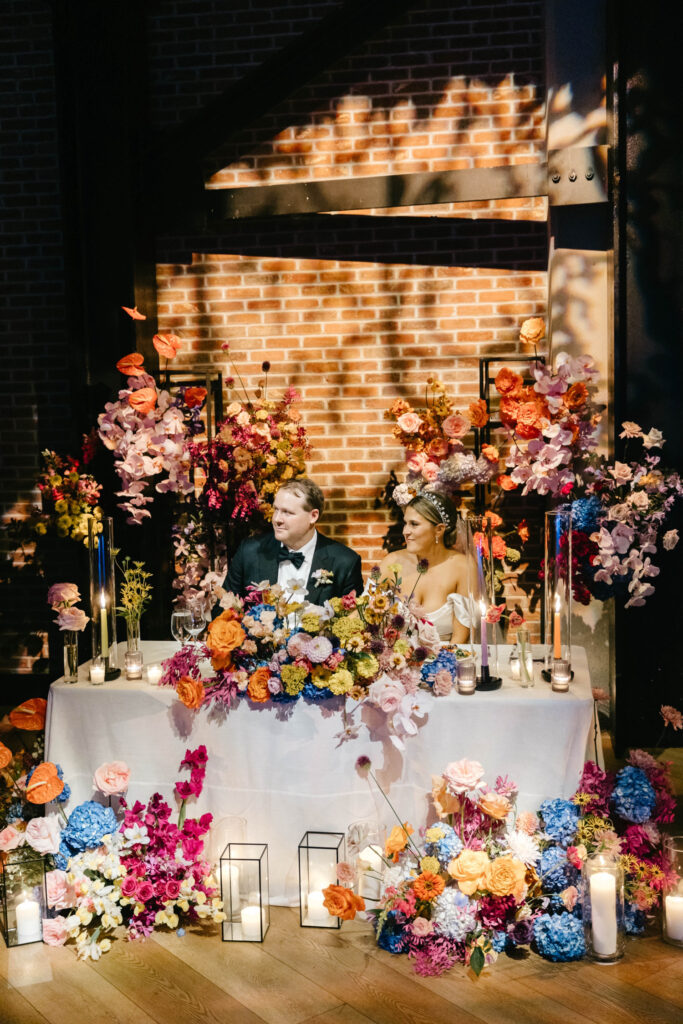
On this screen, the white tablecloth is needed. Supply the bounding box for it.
[46,642,596,904]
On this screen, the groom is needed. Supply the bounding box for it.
[224,478,363,604]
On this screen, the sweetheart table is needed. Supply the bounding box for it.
[45,641,596,904]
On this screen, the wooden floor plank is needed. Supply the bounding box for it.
[152,924,342,1024]
[0,984,52,1024]
[300,1007,375,1024]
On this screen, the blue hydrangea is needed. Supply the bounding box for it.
[570,496,602,533]
[424,822,463,865]
[624,902,646,935]
[612,765,656,824]
[534,912,586,962]
[302,681,333,701]
[432,889,477,941]
[247,602,281,624]
[491,930,508,953]
[6,800,25,823]
[540,845,579,893]
[539,798,580,844]
[57,801,117,867]
[421,648,458,686]
[375,910,406,954]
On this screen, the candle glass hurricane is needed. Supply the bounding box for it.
[346,820,387,907]
[464,512,501,690]
[662,835,683,948]
[0,850,47,946]
[219,843,269,942]
[298,832,345,929]
[543,509,572,680]
[582,852,625,963]
[88,517,120,679]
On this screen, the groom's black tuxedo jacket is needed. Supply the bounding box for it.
[224,531,363,604]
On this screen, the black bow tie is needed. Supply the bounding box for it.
[277,545,305,570]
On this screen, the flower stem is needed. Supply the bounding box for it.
[369,769,422,860]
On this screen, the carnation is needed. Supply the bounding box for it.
[503,828,540,866]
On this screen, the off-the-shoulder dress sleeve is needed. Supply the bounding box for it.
[447,592,476,628]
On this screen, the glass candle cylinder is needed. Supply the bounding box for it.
[219,843,269,942]
[124,650,143,679]
[88,517,119,679]
[298,832,345,929]
[0,851,47,947]
[456,658,477,695]
[551,658,572,692]
[347,821,386,907]
[146,663,162,685]
[464,512,501,690]
[662,835,683,948]
[63,630,79,683]
[582,853,625,963]
[544,510,572,674]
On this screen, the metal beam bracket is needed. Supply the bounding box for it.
[547,145,609,206]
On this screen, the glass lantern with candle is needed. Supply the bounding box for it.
[581,852,625,963]
[298,831,345,928]
[346,821,387,908]
[0,849,47,947]
[662,834,683,948]
[464,512,501,690]
[88,516,120,680]
[543,509,573,681]
[219,843,269,942]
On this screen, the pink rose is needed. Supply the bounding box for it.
[421,461,439,482]
[47,582,81,608]
[336,862,356,886]
[485,603,505,625]
[406,451,428,473]
[432,669,453,697]
[397,412,422,434]
[136,880,154,902]
[46,870,75,910]
[609,461,632,484]
[165,878,182,900]
[42,916,68,946]
[56,607,89,632]
[25,815,61,855]
[367,676,406,714]
[663,529,679,551]
[417,618,442,654]
[0,825,25,852]
[442,413,470,439]
[93,761,130,796]
[121,876,138,899]
[560,885,579,912]
[443,759,485,795]
[410,917,434,936]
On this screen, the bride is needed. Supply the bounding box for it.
[377,491,471,644]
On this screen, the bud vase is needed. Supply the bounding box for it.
[126,619,140,653]
[464,512,501,690]
[63,631,78,683]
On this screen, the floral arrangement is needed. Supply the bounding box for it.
[47,582,89,633]
[25,449,103,544]
[44,747,225,959]
[386,378,496,507]
[171,505,227,606]
[116,556,153,634]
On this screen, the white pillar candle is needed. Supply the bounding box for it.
[221,863,240,917]
[146,663,162,685]
[590,871,617,955]
[15,894,41,944]
[90,661,105,684]
[306,890,329,925]
[358,845,383,873]
[240,904,263,940]
[664,894,683,942]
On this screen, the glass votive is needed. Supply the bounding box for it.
[124,650,143,680]
[90,656,105,685]
[663,835,683,948]
[551,658,571,692]
[146,663,162,685]
[582,853,625,963]
[456,659,477,695]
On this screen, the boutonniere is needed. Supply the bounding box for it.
[311,568,334,587]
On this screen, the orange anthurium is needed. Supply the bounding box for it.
[26,762,64,804]
[116,352,146,377]
[153,333,181,359]
[9,698,47,731]
[0,742,12,770]
[121,305,146,320]
[184,386,207,409]
[128,388,157,415]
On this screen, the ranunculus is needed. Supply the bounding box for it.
[367,676,406,714]
[336,861,356,886]
[176,675,205,710]
[479,792,511,820]
[56,607,89,632]
[484,856,527,900]
[442,413,470,439]
[498,474,518,491]
[47,582,80,607]
[153,333,181,359]
[46,870,75,910]
[93,761,130,795]
[206,612,246,670]
[491,536,507,559]
[136,880,154,902]
[115,352,146,377]
[495,367,524,396]
[128,387,157,415]
[519,317,545,346]
[42,916,68,946]
[247,666,271,704]
[422,461,439,482]
[448,849,490,895]
[184,386,207,408]
[468,398,489,429]
[564,382,588,410]
[443,758,485,795]
[385,824,414,862]
[25,815,61,855]
[431,776,460,818]
[0,825,25,851]
[406,451,428,473]
[322,884,365,921]
[397,412,422,434]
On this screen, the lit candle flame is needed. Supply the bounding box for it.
[99,591,106,609]
[554,592,561,613]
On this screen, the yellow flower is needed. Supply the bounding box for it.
[54,499,67,513]
[394,638,410,656]
[331,617,363,644]
[345,635,364,652]
[420,856,441,874]
[328,597,343,614]
[281,664,308,695]
[178,899,189,912]
[76,907,93,926]
[99,939,112,953]
[328,669,354,695]
[355,655,379,679]
[311,667,331,688]
[448,849,490,895]
[196,891,207,905]
[362,608,382,625]
[300,613,321,633]
[166,912,179,929]
[425,826,446,842]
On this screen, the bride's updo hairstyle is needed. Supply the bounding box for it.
[406,491,461,549]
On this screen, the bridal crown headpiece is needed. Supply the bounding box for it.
[420,491,451,527]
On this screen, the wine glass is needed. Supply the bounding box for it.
[185,601,207,644]
[171,609,191,644]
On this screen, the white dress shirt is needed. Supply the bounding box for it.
[277,531,317,598]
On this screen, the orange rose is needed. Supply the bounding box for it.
[481,444,499,462]
[385,823,414,862]
[448,849,490,895]
[153,333,181,359]
[0,742,12,770]
[412,872,445,902]
[468,398,489,428]
[184,387,207,409]
[9,698,47,731]
[519,317,545,347]
[128,388,157,415]
[247,666,271,704]
[427,437,450,460]
[431,776,460,818]
[322,884,365,921]
[479,792,511,820]
[498,474,518,492]
[116,352,146,377]
[206,612,246,670]
[484,856,527,900]
[494,367,524,397]
[491,535,507,559]
[176,675,205,710]
[499,396,519,426]
[564,382,588,411]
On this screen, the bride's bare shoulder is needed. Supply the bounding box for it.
[378,549,415,575]
[444,550,469,583]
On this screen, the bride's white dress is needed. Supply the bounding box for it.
[423,593,474,641]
